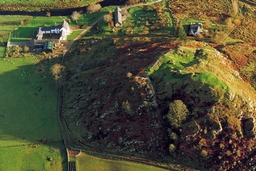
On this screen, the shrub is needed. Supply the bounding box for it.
[169,144,176,153]
[23,46,30,52]
[201,149,208,157]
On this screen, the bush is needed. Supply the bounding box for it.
[169,144,176,153]
[201,149,208,157]
[23,46,30,52]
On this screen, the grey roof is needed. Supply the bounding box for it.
[114,7,122,27]
[62,20,70,30]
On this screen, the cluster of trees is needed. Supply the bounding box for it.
[166,100,188,154]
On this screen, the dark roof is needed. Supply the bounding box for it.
[43,41,53,52]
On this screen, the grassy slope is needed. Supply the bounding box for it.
[147,45,230,91]
[149,42,256,102]
[0,56,66,170]
[77,152,169,171]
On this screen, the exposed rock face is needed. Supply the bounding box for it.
[243,118,256,138]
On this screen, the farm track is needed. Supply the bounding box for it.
[68,161,76,171]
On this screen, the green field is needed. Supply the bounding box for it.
[0,55,66,170]
[77,152,169,171]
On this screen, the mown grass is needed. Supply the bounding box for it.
[77,152,169,171]
[0,55,66,170]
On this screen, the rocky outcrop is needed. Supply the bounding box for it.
[63,39,256,170]
[243,117,256,138]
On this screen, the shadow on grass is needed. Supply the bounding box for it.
[0,56,67,170]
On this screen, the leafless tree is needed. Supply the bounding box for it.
[103,14,113,27]
[71,11,81,23]
[86,3,101,14]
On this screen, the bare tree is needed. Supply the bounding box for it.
[71,11,81,23]
[46,11,51,17]
[86,3,101,14]
[50,63,65,81]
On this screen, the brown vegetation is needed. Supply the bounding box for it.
[170,0,256,42]
[86,3,101,14]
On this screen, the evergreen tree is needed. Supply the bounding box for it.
[178,23,187,41]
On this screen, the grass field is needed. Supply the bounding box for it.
[0,15,32,42]
[76,152,169,171]
[0,54,66,170]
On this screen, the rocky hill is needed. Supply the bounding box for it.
[62,37,256,170]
